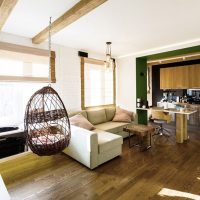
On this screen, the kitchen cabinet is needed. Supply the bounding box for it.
[160,66,189,89]
[172,66,189,89]
[160,68,173,89]
[160,65,199,89]
[189,64,200,88]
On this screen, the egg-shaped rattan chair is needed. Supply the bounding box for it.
[24,86,71,156]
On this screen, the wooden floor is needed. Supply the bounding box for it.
[5,124,200,200]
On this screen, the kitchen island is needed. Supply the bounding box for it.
[157,101,200,126]
[175,103,200,127]
[137,107,197,143]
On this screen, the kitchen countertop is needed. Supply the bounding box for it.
[175,102,200,106]
[137,107,197,115]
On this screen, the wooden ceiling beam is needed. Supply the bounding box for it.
[0,0,18,30]
[32,0,107,44]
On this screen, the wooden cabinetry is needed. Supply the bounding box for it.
[189,64,200,88]
[160,68,173,89]
[160,65,200,89]
[172,66,189,89]
[160,66,189,89]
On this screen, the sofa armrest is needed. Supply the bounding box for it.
[63,125,98,169]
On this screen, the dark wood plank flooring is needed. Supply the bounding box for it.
[6,124,200,200]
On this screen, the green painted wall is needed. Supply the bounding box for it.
[136,57,148,125]
[146,45,200,60]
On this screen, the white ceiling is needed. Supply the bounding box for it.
[2,0,200,57]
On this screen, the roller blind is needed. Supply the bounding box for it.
[0,42,56,82]
[84,63,113,107]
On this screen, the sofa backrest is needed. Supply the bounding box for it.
[69,107,135,125]
[87,109,107,125]
[105,107,116,121]
[69,110,88,119]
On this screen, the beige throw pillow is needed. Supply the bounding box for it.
[70,114,95,130]
[112,107,133,123]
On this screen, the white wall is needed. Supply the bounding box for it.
[54,45,81,112]
[0,32,103,113]
[116,56,136,112]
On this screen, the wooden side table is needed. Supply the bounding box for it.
[123,124,155,151]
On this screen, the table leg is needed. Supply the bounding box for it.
[176,114,188,143]
[149,133,152,147]
[128,131,138,148]
[183,115,188,141]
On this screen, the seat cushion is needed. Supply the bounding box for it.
[154,119,166,124]
[94,121,130,134]
[87,109,107,125]
[97,131,123,153]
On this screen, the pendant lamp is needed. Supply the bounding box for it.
[24,18,71,156]
[105,42,114,70]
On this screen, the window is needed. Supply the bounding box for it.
[0,42,56,127]
[81,57,116,109]
[0,42,56,82]
[0,82,45,127]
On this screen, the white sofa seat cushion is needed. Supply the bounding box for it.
[97,131,123,153]
[94,121,130,133]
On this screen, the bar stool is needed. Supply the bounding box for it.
[153,119,171,137]
[151,110,172,137]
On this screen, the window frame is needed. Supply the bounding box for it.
[0,41,56,83]
[81,57,116,110]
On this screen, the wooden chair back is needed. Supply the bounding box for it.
[151,110,172,123]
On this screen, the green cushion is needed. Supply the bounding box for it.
[87,109,107,125]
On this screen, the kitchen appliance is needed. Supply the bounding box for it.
[161,92,168,102]
[187,89,200,103]
[168,92,174,102]
[176,96,180,102]
[137,98,142,108]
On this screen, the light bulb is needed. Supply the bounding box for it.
[106,54,111,62]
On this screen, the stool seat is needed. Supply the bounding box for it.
[154,119,166,124]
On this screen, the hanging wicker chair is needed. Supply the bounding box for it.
[24,86,71,156]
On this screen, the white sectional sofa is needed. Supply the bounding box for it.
[63,107,135,169]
